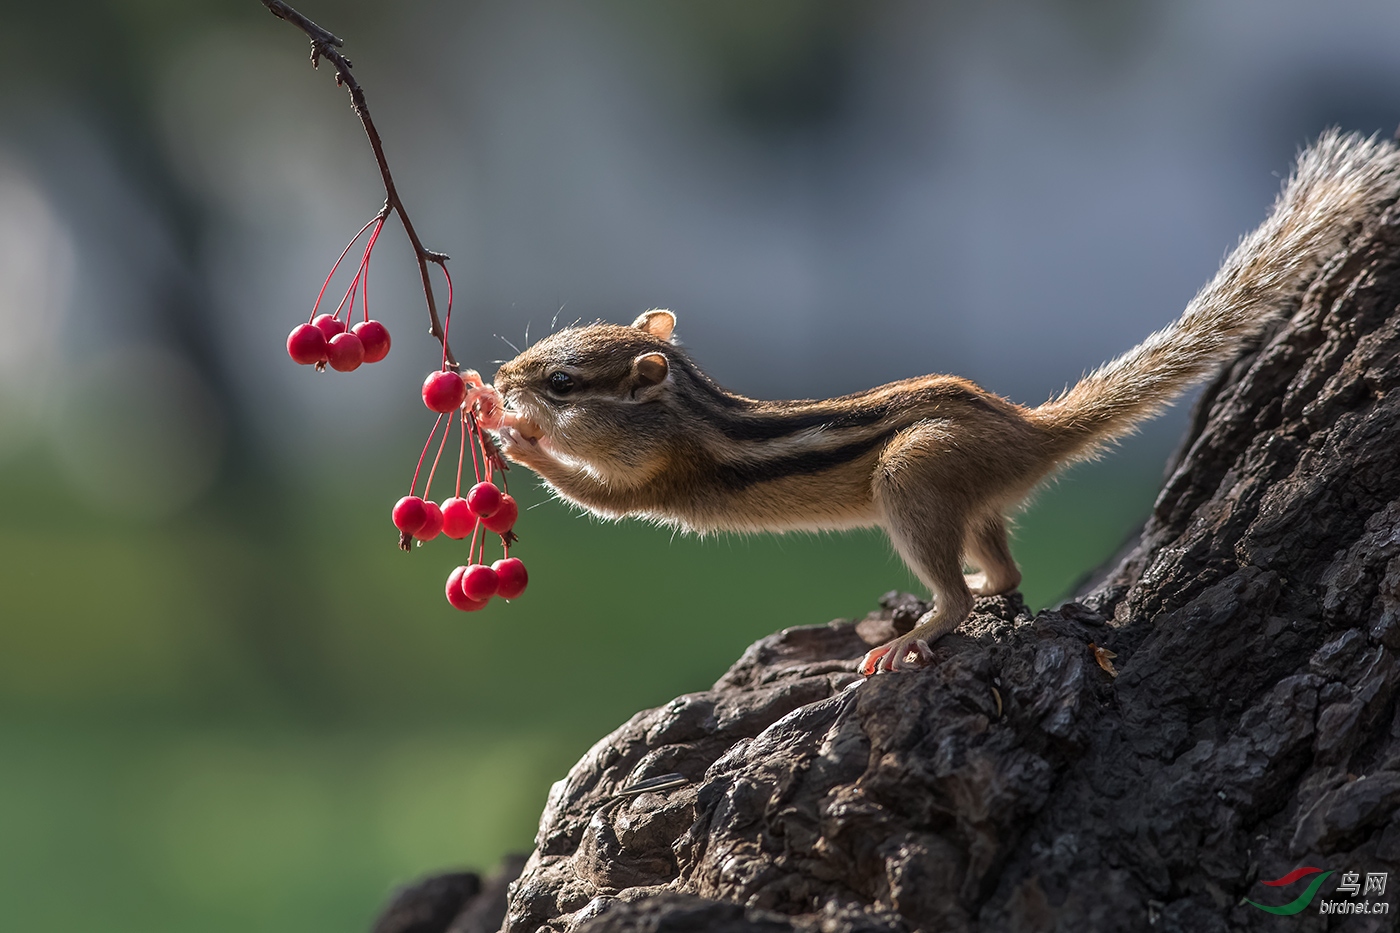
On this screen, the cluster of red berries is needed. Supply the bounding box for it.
[288,314,390,371]
[397,265,526,611]
[288,214,529,615]
[286,215,393,372]
[394,480,527,611]
[395,401,526,611]
[393,477,519,542]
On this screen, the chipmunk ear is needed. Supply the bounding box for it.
[633,352,669,387]
[632,309,676,341]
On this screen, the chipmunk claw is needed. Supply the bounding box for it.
[859,636,934,676]
[859,645,892,677]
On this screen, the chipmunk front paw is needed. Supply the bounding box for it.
[465,380,506,430]
[859,635,934,676]
[497,423,552,466]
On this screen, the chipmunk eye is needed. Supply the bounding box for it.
[547,371,576,395]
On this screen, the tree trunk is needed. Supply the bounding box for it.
[375,204,1400,933]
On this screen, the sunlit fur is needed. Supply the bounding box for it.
[493,131,1400,673]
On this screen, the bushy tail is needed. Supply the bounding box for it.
[1032,130,1400,459]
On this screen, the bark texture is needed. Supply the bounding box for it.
[375,206,1400,933]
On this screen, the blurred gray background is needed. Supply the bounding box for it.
[3,2,1400,931]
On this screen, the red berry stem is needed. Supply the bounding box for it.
[409,413,445,496]
[455,410,467,497]
[470,421,493,486]
[467,419,509,490]
[309,215,381,324]
[421,408,454,500]
[332,217,383,321]
[359,218,384,322]
[466,413,483,485]
[438,263,455,371]
[332,247,366,320]
[492,435,506,491]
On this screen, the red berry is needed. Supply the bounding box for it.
[482,494,518,534]
[287,323,328,365]
[422,370,467,413]
[461,563,499,602]
[440,497,474,539]
[392,496,428,535]
[353,320,391,363]
[446,566,488,611]
[415,500,444,541]
[326,332,365,372]
[314,313,347,340]
[466,481,503,518]
[492,557,528,599]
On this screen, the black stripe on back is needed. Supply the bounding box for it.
[702,402,895,441]
[672,357,749,409]
[672,358,895,441]
[713,430,895,491]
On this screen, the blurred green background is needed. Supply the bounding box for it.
[4,1,1400,931]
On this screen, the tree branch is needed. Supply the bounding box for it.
[260,0,457,368]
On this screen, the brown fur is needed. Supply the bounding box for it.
[491,131,1400,674]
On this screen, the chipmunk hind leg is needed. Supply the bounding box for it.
[963,513,1021,596]
[863,424,977,675]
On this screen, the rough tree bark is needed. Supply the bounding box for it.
[373,204,1400,933]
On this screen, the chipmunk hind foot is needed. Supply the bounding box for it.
[859,600,970,675]
[860,637,934,676]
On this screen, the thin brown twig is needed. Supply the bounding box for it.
[260,0,457,368]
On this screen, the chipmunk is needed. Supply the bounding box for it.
[485,131,1400,675]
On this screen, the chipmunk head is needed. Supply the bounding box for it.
[492,310,682,484]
